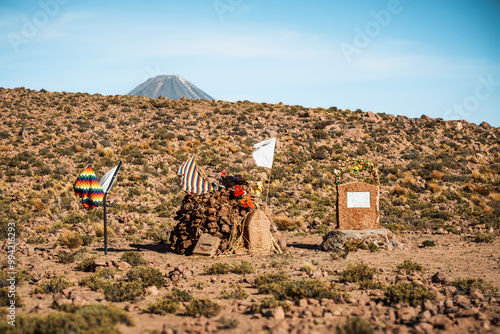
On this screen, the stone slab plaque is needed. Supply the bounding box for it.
[337,182,380,230]
[244,209,272,255]
[192,233,220,257]
[347,192,371,208]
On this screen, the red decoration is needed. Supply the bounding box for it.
[240,196,255,209]
[234,185,245,197]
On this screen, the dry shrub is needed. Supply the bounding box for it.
[33,199,45,212]
[463,183,476,192]
[35,225,48,233]
[0,145,8,152]
[59,230,83,249]
[300,262,317,275]
[93,223,115,237]
[103,148,114,158]
[491,193,500,201]
[185,298,221,318]
[180,145,191,152]
[431,170,444,180]
[428,183,442,194]
[402,173,416,188]
[479,202,493,214]
[392,185,406,196]
[216,137,226,146]
[472,170,484,182]
[128,172,141,181]
[273,216,301,231]
[466,155,478,163]
[470,195,481,205]
[474,185,490,196]
[193,139,201,146]
[388,174,398,181]
[325,172,334,180]
[228,144,239,153]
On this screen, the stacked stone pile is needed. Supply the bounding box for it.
[168,176,255,255]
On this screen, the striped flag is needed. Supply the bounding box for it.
[177,157,213,195]
[74,164,104,209]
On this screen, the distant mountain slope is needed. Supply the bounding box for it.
[0,86,499,242]
[128,75,214,100]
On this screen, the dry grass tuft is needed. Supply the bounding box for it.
[103,147,114,158]
[35,225,48,233]
[59,230,83,249]
[216,137,226,146]
[392,185,406,196]
[479,202,493,214]
[303,184,313,194]
[33,199,45,212]
[472,170,484,182]
[466,155,478,163]
[228,144,239,153]
[300,262,317,275]
[474,185,490,196]
[470,195,481,205]
[491,193,500,201]
[93,223,104,237]
[431,170,444,180]
[402,173,416,187]
[428,183,442,194]
[273,216,302,231]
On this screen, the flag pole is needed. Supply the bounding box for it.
[265,136,278,210]
[265,167,272,209]
[102,161,123,256]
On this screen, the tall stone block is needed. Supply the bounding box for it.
[337,181,380,230]
[244,209,272,255]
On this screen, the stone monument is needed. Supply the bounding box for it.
[320,157,401,251]
[337,181,380,229]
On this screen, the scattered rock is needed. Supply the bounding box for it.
[273,306,285,320]
[431,271,447,284]
[146,286,159,296]
[470,288,484,301]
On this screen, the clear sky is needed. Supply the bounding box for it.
[1,0,499,126]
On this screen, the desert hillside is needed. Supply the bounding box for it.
[1,87,499,233]
[0,87,499,333]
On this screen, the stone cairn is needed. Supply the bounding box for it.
[168,175,256,255]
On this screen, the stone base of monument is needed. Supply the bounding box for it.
[320,228,402,251]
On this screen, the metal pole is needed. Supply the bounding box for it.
[265,168,272,209]
[103,194,107,255]
[101,160,122,256]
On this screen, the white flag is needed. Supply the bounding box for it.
[252,138,276,169]
[100,165,120,194]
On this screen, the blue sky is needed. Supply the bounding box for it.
[1,0,499,126]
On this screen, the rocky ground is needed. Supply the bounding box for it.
[2,228,499,333]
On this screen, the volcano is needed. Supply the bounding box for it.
[128,75,214,100]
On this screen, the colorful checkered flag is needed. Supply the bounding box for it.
[74,164,104,210]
